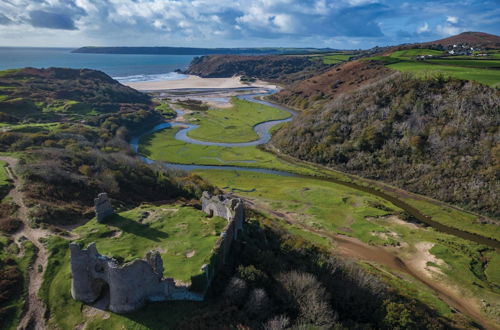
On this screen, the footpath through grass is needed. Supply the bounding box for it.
[186,97,290,143]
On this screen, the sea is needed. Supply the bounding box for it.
[0,47,195,83]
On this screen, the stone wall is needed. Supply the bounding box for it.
[200,191,245,285]
[70,243,202,314]
[94,192,114,223]
[70,192,246,313]
[201,191,244,239]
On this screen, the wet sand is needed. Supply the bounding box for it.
[124,75,276,91]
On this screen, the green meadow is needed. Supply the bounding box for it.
[185,97,290,143]
[366,48,500,87]
[320,53,354,64]
[138,126,312,174]
[388,61,500,87]
[193,169,500,317]
[73,204,227,282]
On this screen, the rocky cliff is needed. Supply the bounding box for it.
[185,55,330,84]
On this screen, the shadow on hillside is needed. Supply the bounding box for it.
[105,214,168,242]
[137,134,153,157]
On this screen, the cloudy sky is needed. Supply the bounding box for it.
[0,0,498,49]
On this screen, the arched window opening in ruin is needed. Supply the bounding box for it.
[93,279,110,310]
[208,209,214,218]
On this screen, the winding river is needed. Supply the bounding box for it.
[129,88,500,249]
[129,89,297,176]
[128,87,499,328]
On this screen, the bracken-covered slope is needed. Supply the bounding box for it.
[269,60,394,110]
[184,55,331,83]
[0,67,152,122]
[272,74,500,218]
[0,68,212,226]
[421,31,500,48]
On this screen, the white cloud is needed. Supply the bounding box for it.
[436,24,461,36]
[0,0,496,48]
[417,22,429,33]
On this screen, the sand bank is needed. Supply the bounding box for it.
[124,75,276,91]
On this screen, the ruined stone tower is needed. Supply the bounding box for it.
[201,191,244,239]
[70,243,180,313]
[94,192,114,223]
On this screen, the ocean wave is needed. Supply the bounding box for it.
[113,72,187,83]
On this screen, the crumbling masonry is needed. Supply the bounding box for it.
[94,192,114,223]
[70,192,245,313]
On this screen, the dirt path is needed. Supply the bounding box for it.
[244,198,497,330]
[1,156,50,330]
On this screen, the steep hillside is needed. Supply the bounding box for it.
[184,55,331,83]
[0,68,212,225]
[269,60,394,109]
[272,74,500,217]
[422,31,500,48]
[0,67,152,122]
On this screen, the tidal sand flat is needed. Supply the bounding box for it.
[125,75,276,90]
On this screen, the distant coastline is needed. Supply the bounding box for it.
[72,46,337,56]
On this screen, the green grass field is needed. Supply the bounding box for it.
[194,169,500,314]
[366,48,500,87]
[138,127,312,174]
[388,61,500,87]
[193,169,402,244]
[321,53,353,64]
[186,97,290,143]
[425,59,500,68]
[74,203,227,282]
[390,49,444,59]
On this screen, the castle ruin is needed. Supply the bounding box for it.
[70,192,245,313]
[94,192,114,223]
[201,191,244,239]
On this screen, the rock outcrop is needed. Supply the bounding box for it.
[94,193,114,223]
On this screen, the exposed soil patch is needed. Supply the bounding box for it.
[366,215,420,229]
[185,250,196,258]
[408,242,446,278]
[244,197,495,329]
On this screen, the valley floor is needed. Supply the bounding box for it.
[4,82,498,329]
[134,87,500,329]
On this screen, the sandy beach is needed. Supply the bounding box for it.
[124,75,276,91]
